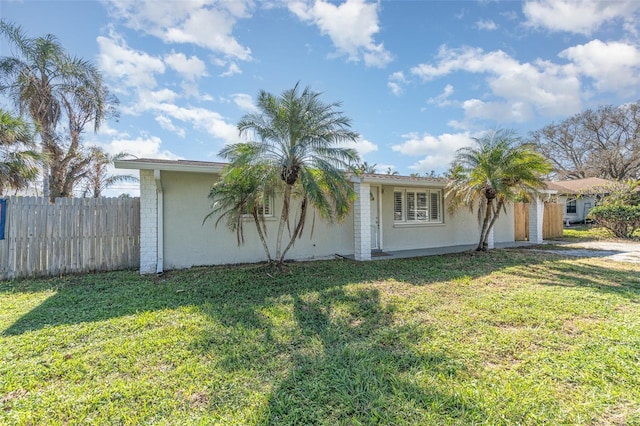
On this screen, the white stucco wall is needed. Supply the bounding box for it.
[557,195,596,222]
[160,171,354,269]
[377,185,514,252]
[142,171,517,271]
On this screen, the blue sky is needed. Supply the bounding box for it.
[2,0,640,194]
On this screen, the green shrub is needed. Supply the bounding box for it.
[588,204,640,238]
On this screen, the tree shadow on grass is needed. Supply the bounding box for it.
[258,287,486,424]
[3,248,638,337]
[189,284,486,424]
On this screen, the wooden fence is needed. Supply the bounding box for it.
[514,202,564,241]
[0,197,140,280]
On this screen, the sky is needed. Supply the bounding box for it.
[2,0,640,195]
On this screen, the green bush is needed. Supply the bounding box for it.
[588,204,640,238]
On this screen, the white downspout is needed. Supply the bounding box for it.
[154,170,164,273]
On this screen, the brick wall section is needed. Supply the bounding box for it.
[353,182,371,261]
[528,196,544,244]
[139,170,158,274]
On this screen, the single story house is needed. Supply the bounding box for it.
[116,158,549,274]
[544,177,613,224]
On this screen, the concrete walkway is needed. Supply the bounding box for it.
[536,240,640,264]
[339,241,537,261]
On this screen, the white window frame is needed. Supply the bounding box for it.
[242,194,274,218]
[393,188,443,224]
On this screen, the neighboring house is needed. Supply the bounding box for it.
[116,158,547,274]
[544,177,614,224]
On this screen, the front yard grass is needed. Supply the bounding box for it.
[1,248,639,425]
[561,224,640,241]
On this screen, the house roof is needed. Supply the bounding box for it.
[352,173,448,187]
[116,158,450,187]
[114,158,226,174]
[544,177,614,194]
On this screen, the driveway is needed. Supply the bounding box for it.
[541,240,640,264]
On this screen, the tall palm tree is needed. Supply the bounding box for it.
[220,83,360,263]
[81,147,138,198]
[0,20,115,201]
[447,129,552,251]
[0,109,42,195]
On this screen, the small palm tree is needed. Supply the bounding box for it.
[219,83,360,264]
[0,109,42,195]
[205,164,277,262]
[351,161,378,174]
[81,147,138,198]
[447,129,552,251]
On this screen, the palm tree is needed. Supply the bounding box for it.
[81,147,138,198]
[0,109,42,195]
[447,129,552,251]
[205,164,277,262]
[351,161,378,174]
[0,20,115,201]
[220,83,360,264]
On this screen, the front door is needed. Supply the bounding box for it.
[370,187,379,249]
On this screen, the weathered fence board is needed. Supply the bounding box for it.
[0,197,140,280]
[514,202,564,241]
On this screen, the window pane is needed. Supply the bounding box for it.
[407,192,416,221]
[394,191,403,221]
[430,192,440,221]
[416,192,427,221]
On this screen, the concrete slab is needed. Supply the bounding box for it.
[339,241,537,261]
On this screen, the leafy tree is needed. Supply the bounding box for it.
[0,108,42,195]
[81,147,138,198]
[587,180,640,239]
[530,103,640,180]
[0,20,117,201]
[385,167,398,175]
[447,129,552,251]
[219,83,360,264]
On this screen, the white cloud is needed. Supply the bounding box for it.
[220,62,242,77]
[104,0,253,60]
[410,45,582,121]
[427,84,455,107]
[155,115,186,138]
[97,33,165,89]
[523,0,640,35]
[341,137,378,157]
[164,51,207,81]
[475,19,497,31]
[231,93,257,112]
[462,99,534,123]
[387,71,407,95]
[559,39,640,94]
[288,0,393,68]
[103,135,181,160]
[392,132,475,173]
[153,104,240,144]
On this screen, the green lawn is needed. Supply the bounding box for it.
[560,224,640,241]
[2,249,640,425]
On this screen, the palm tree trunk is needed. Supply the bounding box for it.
[252,211,272,262]
[477,198,494,251]
[275,183,293,261]
[279,197,307,263]
[480,199,504,251]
